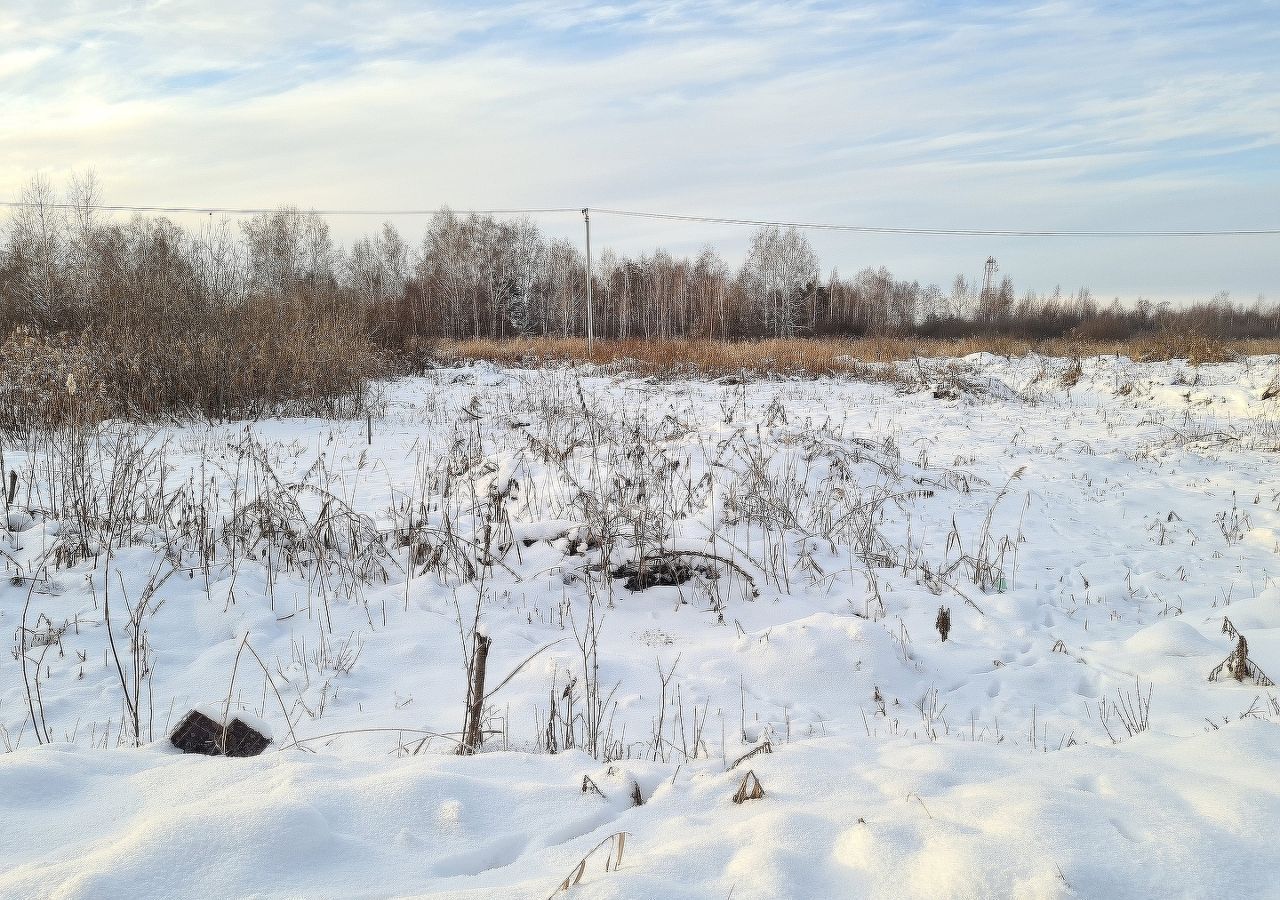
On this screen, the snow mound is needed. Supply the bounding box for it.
[3,727,1280,899]
[1124,621,1219,658]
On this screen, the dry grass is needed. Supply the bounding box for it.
[0,328,112,432]
[7,327,1271,434]
[1,307,381,434]
[425,334,1280,378]
[429,336,990,379]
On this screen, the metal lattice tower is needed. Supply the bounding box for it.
[981,256,999,296]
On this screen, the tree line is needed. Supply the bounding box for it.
[5,176,1278,349]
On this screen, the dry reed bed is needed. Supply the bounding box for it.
[4,325,1275,437]
[428,334,1280,378]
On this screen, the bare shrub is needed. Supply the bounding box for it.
[1097,679,1153,742]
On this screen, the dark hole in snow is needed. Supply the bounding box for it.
[611,558,717,591]
[612,558,694,591]
[170,709,271,757]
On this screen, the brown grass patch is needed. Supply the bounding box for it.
[425,335,1280,378]
[2,304,381,434]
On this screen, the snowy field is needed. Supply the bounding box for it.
[2,353,1279,899]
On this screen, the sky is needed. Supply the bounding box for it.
[1,0,1278,303]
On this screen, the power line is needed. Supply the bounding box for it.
[591,207,1280,237]
[0,198,1276,237]
[0,200,576,217]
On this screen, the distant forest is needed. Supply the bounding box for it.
[2,176,1277,425]
[4,176,1277,346]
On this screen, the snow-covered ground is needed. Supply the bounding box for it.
[2,353,1279,899]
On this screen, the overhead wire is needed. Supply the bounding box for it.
[590,207,1280,237]
[0,199,1275,237]
[0,201,581,217]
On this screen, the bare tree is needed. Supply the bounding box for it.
[739,226,819,338]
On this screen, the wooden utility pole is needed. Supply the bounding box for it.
[582,207,594,356]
